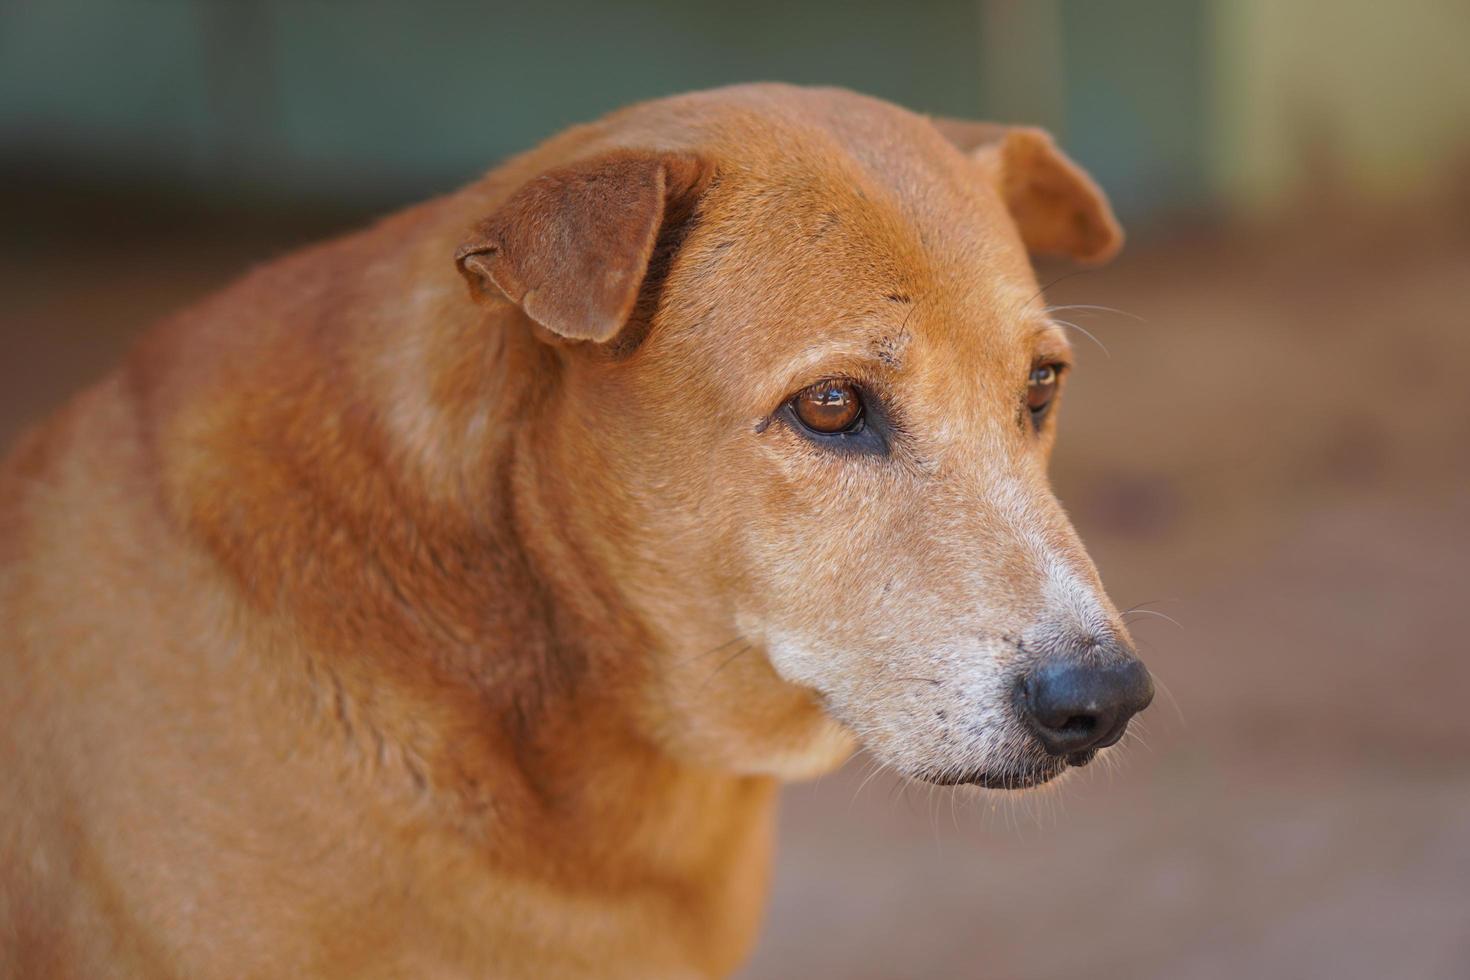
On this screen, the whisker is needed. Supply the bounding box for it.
[1042,303,1146,323]
[1151,671,1186,726]
[699,644,751,688]
[1122,598,1183,611]
[849,757,889,809]
[676,636,744,666]
[1050,318,1110,357]
[1122,719,1155,754]
[1019,268,1094,312]
[1123,608,1184,630]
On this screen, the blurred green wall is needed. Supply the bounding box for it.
[1,1,989,198]
[1,0,1220,223]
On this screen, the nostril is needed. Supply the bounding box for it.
[1059,714,1097,737]
[1040,709,1112,749]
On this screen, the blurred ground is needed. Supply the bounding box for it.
[4,186,1469,979]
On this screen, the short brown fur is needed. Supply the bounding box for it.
[0,85,1125,978]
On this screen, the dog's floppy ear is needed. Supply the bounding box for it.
[455,150,711,343]
[931,119,1122,264]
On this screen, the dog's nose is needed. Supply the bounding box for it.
[1019,656,1154,757]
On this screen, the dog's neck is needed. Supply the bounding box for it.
[138,231,776,932]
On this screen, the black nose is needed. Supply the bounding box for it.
[1019,656,1154,757]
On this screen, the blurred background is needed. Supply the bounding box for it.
[4,1,1469,977]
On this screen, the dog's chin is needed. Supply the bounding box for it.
[912,748,1096,790]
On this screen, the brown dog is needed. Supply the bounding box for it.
[0,84,1150,977]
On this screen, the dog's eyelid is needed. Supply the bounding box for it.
[777,375,872,416]
[1030,338,1074,372]
[761,318,911,403]
[780,349,903,401]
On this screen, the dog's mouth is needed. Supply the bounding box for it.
[913,748,1096,790]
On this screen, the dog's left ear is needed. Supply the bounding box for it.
[931,118,1123,264]
[455,150,711,343]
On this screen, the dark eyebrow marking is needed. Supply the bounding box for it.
[884,291,912,303]
[871,329,911,368]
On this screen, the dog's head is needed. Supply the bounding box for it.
[456,85,1151,789]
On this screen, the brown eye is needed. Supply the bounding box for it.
[793,380,863,434]
[1027,364,1061,415]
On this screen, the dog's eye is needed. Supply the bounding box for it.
[792,380,863,434]
[1027,364,1062,418]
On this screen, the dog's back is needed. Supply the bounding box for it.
[1,376,204,974]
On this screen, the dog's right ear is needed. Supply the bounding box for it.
[454,150,711,344]
[930,118,1123,265]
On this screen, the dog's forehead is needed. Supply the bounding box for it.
[614,86,1050,391]
[618,84,1023,256]
[671,153,1040,374]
